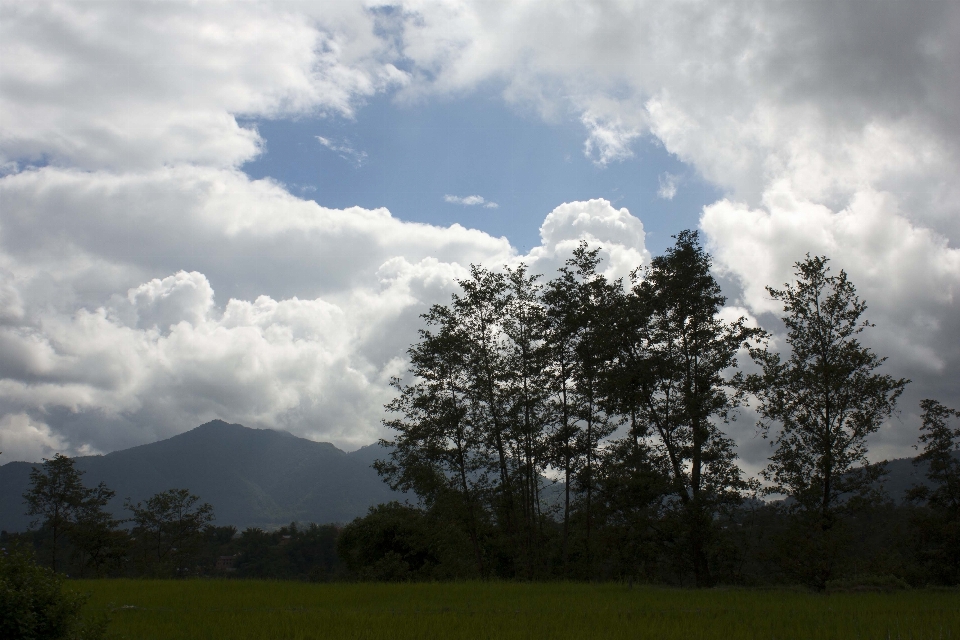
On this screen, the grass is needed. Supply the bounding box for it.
[73,579,958,640]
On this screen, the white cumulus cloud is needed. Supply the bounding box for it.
[0,0,407,171]
[0,163,648,458]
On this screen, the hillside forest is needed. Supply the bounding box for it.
[3,231,959,591]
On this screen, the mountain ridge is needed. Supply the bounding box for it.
[0,420,401,533]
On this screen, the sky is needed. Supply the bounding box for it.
[1,1,958,475]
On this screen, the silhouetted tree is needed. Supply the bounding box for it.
[626,230,759,587]
[453,266,518,543]
[382,263,561,577]
[502,264,552,575]
[911,399,960,513]
[908,398,960,583]
[337,503,432,581]
[127,489,214,577]
[747,255,908,588]
[543,244,619,572]
[542,254,583,567]
[70,482,126,578]
[23,454,87,572]
[378,299,489,575]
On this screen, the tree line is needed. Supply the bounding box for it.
[5,455,217,578]
[368,231,957,588]
[3,454,346,580]
[4,231,958,589]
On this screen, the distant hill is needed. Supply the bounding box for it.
[0,420,402,533]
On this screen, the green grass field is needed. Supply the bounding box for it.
[74,580,958,640]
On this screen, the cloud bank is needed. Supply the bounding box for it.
[1,1,957,467]
[0,163,644,457]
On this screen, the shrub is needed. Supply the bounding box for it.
[0,545,107,640]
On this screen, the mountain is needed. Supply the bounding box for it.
[0,420,402,533]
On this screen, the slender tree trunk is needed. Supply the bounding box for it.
[457,455,485,576]
[51,518,59,573]
[521,350,537,577]
[690,413,709,587]
[585,389,594,570]
[561,372,571,572]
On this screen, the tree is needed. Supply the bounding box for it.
[378,299,489,575]
[501,264,552,575]
[542,243,619,572]
[608,230,758,586]
[70,483,126,578]
[542,254,583,567]
[747,255,908,588]
[453,265,518,543]
[380,263,555,577]
[910,399,960,513]
[908,398,960,583]
[126,489,214,577]
[23,454,87,573]
[337,503,444,581]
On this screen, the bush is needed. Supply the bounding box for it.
[337,503,439,581]
[0,545,107,640]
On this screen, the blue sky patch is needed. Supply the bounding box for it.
[241,93,722,255]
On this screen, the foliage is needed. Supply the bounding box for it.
[378,263,559,578]
[746,255,908,588]
[747,256,908,510]
[126,489,214,577]
[23,455,89,573]
[908,399,960,584]
[542,244,619,574]
[10,241,958,591]
[379,232,762,584]
[70,483,126,579]
[615,230,761,586]
[231,523,342,581]
[337,502,436,581]
[337,502,477,581]
[22,456,127,579]
[0,544,107,640]
[910,399,960,512]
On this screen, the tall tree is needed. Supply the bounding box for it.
[71,482,126,578]
[569,247,618,567]
[543,254,583,566]
[381,263,553,577]
[747,255,908,588]
[378,301,488,575]
[127,489,214,577]
[628,230,758,586]
[23,454,87,572]
[451,266,514,522]
[911,399,960,514]
[908,398,960,583]
[543,244,618,570]
[501,264,551,575]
